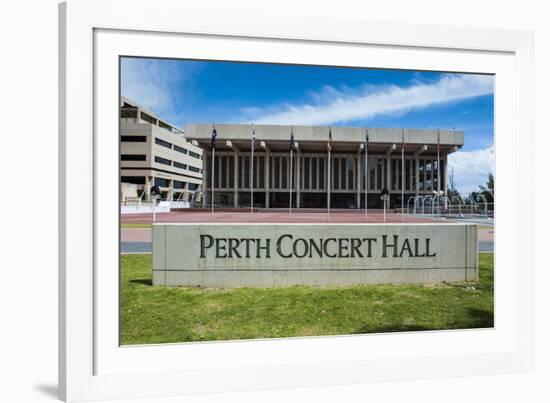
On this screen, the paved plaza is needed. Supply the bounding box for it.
[120,211,493,253]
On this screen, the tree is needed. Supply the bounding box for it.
[478,173,494,204]
[467,173,494,211]
[446,167,462,202]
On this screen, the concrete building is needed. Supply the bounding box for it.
[120,97,203,203]
[185,124,463,209]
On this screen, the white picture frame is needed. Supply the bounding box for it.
[59,0,534,401]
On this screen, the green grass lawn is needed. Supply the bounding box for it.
[121,223,152,229]
[121,254,494,345]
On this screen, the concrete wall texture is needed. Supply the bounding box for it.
[152,223,478,287]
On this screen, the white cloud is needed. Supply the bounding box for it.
[448,146,494,194]
[244,74,493,125]
[121,58,198,126]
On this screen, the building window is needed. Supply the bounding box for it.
[333,157,339,190]
[173,161,187,170]
[140,111,157,124]
[410,160,418,190]
[377,159,384,190]
[154,156,172,166]
[228,157,235,188]
[189,150,201,159]
[188,183,199,191]
[304,158,310,189]
[274,157,280,189]
[158,121,172,131]
[174,144,188,154]
[258,156,264,189]
[188,166,200,173]
[281,157,287,189]
[174,180,186,189]
[121,154,146,161]
[347,158,354,190]
[213,156,220,188]
[155,137,172,149]
[121,135,146,142]
[120,107,138,118]
[369,158,376,191]
[154,177,170,188]
[419,160,425,191]
[121,176,145,185]
[319,158,325,190]
[405,159,411,191]
[243,157,250,188]
[221,156,226,187]
[311,158,317,189]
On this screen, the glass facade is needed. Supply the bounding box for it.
[205,150,447,208]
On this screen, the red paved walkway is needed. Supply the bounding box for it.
[120,211,494,245]
[122,211,442,224]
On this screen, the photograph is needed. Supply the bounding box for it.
[119,57,495,345]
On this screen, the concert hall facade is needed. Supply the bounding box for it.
[185,124,464,209]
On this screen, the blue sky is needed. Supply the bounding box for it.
[121,57,494,193]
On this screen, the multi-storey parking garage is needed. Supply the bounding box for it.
[119,97,203,203]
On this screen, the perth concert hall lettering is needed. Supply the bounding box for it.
[199,234,437,259]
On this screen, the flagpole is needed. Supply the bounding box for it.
[327,149,330,222]
[210,124,216,222]
[250,124,254,217]
[289,148,293,217]
[401,128,405,223]
[327,127,332,222]
[211,147,215,221]
[365,128,368,223]
[437,129,441,217]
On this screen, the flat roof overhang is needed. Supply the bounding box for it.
[185,123,464,154]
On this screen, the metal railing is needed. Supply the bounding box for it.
[404,194,494,219]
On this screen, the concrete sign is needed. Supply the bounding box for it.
[152,223,478,287]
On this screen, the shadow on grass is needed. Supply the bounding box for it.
[352,324,433,334]
[130,279,152,286]
[352,308,493,335]
[466,307,494,328]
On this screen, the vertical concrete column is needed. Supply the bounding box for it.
[168,179,174,201]
[424,160,428,191]
[233,150,239,207]
[415,156,420,196]
[279,156,283,190]
[443,153,448,209]
[296,149,301,208]
[386,157,390,192]
[202,152,209,207]
[184,182,189,203]
[356,150,361,209]
[218,155,223,191]
[413,145,427,198]
[338,157,346,190]
[373,162,378,190]
[265,148,270,208]
[145,175,152,202]
[316,157,320,191]
[384,144,396,209]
